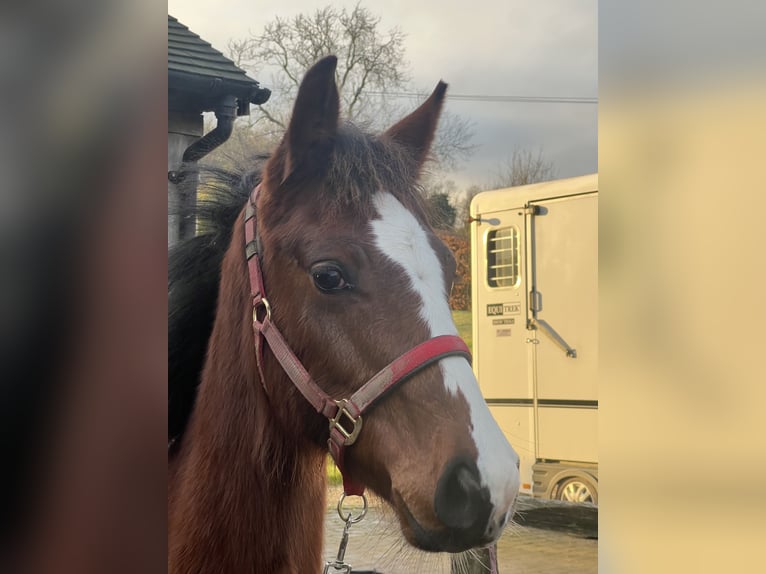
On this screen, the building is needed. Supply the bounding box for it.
[167,15,270,244]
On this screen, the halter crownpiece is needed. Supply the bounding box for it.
[245,184,471,495]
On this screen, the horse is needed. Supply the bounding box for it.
[168,55,520,573]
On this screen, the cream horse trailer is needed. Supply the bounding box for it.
[470,173,598,503]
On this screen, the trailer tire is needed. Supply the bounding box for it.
[553,476,597,504]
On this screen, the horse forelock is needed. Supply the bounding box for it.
[262,122,430,224]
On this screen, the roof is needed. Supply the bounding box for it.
[168,15,270,115]
[471,173,598,215]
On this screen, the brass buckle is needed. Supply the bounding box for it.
[329,399,363,446]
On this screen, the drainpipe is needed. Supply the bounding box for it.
[169,95,238,239]
[181,94,237,164]
[168,94,238,184]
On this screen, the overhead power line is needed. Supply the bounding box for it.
[367,91,598,104]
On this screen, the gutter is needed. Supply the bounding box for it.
[167,70,271,113]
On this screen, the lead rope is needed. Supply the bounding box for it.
[323,493,368,573]
[489,543,499,574]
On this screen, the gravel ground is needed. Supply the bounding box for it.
[322,489,597,573]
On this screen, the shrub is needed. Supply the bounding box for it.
[436,231,471,311]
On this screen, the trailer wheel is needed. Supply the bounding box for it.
[554,476,597,504]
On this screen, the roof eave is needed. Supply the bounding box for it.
[168,69,271,115]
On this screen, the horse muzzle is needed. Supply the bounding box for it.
[394,454,514,553]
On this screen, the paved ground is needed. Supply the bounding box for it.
[322,494,597,573]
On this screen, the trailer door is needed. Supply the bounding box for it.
[527,192,598,463]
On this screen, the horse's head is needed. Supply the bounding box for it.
[255,56,519,553]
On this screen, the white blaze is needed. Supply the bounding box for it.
[370,192,520,525]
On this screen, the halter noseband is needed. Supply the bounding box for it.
[245,185,471,496]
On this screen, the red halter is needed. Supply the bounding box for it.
[244,185,471,495]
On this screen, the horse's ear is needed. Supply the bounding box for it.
[384,81,447,170]
[282,55,340,181]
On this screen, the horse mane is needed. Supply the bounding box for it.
[168,157,266,448]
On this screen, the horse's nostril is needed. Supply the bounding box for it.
[434,456,490,532]
[456,465,480,493]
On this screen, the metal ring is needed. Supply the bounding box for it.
[252,297,272,323]
[337,492,368,524]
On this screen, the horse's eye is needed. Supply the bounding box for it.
[311,264,351,293]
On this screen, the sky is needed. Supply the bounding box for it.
[168,0,597,190]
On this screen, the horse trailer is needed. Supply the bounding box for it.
[470,173,598,504]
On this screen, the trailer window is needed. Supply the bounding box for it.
[487,227,520,288]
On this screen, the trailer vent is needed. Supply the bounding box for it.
[487,227,520,288]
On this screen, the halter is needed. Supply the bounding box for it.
[244,185,471,496]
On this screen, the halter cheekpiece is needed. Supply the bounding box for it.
[244,184,471,495]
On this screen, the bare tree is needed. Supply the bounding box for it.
[454,148,555,236]
[226,38,259,71]
[202,113,279,172]
[431,111,476,171]
[218,4,474,171]
[492,147,556,188]
[250,4,408,129]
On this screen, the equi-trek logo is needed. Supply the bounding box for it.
[487,304,504,316]
[486,302,522,316]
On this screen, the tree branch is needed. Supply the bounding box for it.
[256,105,286,130]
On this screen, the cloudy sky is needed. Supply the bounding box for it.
[168,0,597,189]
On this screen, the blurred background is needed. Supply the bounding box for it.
[0,1,166,572]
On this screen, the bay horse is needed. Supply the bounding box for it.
[168,55,520,573]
